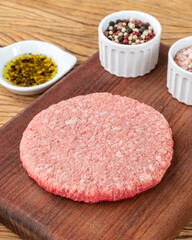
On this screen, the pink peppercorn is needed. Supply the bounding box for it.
[117,22,123,27]
[134,20,141,25]
[123,39,128,44]
[132,31,138,35]
[114,31,120,35]
[122,19,129,24]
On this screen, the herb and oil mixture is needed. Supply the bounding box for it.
[3,54,57,87]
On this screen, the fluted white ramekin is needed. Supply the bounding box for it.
[167,36,192,105]
[98,11,161,78]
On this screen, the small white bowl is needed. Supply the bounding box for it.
[167,36,192,105]
[98,10,161,78]
[0,40,77,95]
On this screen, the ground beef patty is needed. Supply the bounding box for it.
[20,92,173,203]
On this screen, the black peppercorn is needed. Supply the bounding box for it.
[104,31,109,37]
[116,19,122,24]
[128,29,133,34]
[113,26,117,32]
[139,27,145,34]
[118,35,123,42]
[109,21,115,26]
[137,32,141,37]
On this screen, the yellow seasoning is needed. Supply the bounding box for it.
[3,54,57,87]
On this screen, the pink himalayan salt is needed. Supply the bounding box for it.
[174,46,192,72]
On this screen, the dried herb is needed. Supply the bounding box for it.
[3,53,57,87]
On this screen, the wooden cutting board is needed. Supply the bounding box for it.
[0,44,192,240]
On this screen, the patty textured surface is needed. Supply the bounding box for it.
[20,93,173,203]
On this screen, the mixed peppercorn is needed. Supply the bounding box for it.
[104,18,155,45]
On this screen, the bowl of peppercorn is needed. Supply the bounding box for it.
[98,10,161,78]
[0,40,77,95]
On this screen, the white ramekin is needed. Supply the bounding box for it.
[98,11,161,78]
[167,36,192,105]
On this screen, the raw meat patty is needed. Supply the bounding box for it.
[20,92,173,203]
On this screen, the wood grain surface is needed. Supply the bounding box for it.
[0,0,192,239]
[0,44,192,240]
